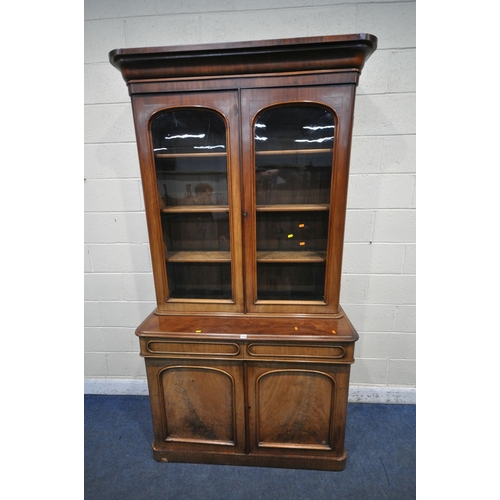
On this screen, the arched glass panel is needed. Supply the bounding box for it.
[152,109,228,206]
[151,108,231,300]
[254,104,334,302]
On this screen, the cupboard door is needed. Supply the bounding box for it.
[241,86,355,315]
[145,358,246,456]
[131,92,244,313]
[246,362,350,459]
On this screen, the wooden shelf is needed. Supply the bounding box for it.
[257,250,326,263]
[156,171,227,175]
[256,204,329,212]
[166,251,231,263]
[167,250,326,263]
[156,152,227,158]
[161,205,229,213]
[255,148,332,156]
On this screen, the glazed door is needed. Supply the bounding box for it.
[241,86,355,315]
[131,92,244,314]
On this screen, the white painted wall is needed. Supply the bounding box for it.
[84,0,416,401]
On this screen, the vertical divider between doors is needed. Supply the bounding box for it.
[237,88,248,314]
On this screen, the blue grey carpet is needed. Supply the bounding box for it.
[84,395,415,500]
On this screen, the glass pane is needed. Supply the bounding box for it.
[152,109,228,207]
[256,211,327,301]
[167,263,232,299]
[257,263,326,301]
[151,108,232,301]
[254,104,333,302]
[255,105,334,206]
[256,211,328,254]
[152,108,227,154]
[162,212,230,251]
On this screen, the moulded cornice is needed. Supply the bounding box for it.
[109,33,378,83]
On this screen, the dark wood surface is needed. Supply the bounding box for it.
[110,34,376,470]
[130,91,244,314]
[137,311,356,469]
[109,33,377,82]
[141,330,354,470]
[129,84,359,315]
[136,310,358,341]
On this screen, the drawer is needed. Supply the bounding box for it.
[144,340,241,357]
[246,343,351,362]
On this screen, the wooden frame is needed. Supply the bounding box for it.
[110,34,377,470]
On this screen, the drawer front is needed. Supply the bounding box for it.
[144,340,242,358]
[246,343,353,363]
[140,339,354,362]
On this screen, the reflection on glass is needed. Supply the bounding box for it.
[254,105,334,206]
[152,109,226,154]
[151,108,232,301]
[152,109,228,208]
[254,104,334,302]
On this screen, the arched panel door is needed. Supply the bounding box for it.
[254,368,335,449]
[241,86,354,316]
[159,365,237,445]
[245,361,351,459]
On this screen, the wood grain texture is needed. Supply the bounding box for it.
[110,34,376,470]
[161,365,236,444]
[136,310,358,342]
[109,34,377,82]
[254,369,334,448]
[145,358,246,454]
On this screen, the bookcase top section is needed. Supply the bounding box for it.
[109,33,377,83]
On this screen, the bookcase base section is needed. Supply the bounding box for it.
[138,313,357,471]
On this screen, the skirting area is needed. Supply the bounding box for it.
[84,378,416,404]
